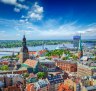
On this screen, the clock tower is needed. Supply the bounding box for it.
[19,35,29,63]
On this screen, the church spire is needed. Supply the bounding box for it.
[19,34,29,63]
[78,34,83,59]
[78,35,82,51]
[22,34,26,47]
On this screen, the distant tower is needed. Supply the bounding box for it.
[19,35,29,63]
[42,41,45,50]
[78,35,83,59]
[73,35,81,49]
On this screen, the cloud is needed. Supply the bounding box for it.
[29,13,43,20]
[14,8,20,12]
[0,0,28,12]
[0,30,6,33]
[25,2,44,21]
[16,3,29,10]
[1,0,17,5]
[34,2,43,14]
[0,18,96,40]
[16,20,96,39]
[76,24,96,37]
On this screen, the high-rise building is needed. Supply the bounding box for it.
[73,35,81,48]
[19,35,29,63]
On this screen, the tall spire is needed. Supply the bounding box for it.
[78,34,82,51]
[78,34,83,59]
[19,34,29,63]
[22,34,26,47]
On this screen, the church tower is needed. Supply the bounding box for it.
[78,35,83,59]
[19,35,29,63]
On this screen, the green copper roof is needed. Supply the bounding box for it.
[78,35,82,51]
[21,63,29,67]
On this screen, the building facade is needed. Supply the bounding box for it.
[56,61,77,73]
[38,57,56,72]
[77,63,94,77]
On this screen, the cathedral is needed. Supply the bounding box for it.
[19,35,29,63]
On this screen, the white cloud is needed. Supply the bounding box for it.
[26,2,43,21]
[30,13,42,20]
[1,0,17,5]
[14,8,20,12]
[16,3,29,10]
[14,20,96,39]
[0,18,96,40]
[34,2,43,14]
[0,0,28,12]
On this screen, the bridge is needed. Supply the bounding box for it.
[0,50,19,53]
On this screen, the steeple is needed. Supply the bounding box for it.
[78,35,82,51]
[19,35,29,63]
[78,34,83,59]
[22,34,26,47]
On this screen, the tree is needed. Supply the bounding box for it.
[1,65,9,71]
[23,73,29,78]
[37,72,46,79]
[72,55,78,60]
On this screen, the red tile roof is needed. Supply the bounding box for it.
[26,84,35,91]
[58,83,72,91]
[38,50,47,55]
[24,59,38,68]
[0,61,9,65]
[28,51,37,55]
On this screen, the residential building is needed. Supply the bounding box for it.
[47,73,64,91]
[38,57,56,72]
[77,63,96,77]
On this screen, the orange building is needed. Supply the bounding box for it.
[56,61,77,72]
[58,83,73,91]
[26,84,35,91]
[58,79,75,91]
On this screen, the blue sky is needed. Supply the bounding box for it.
[0,0,96,40]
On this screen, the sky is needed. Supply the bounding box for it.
[0,0,96,40]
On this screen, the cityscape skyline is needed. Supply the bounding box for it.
[0,0,96,40]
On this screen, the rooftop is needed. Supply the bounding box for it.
[38,57,55,63]
[57,60,77,64]
[78,63,96,70]
[24,59,38,68]
[86,86,96,90]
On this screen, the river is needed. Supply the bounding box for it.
[0,43,94,58]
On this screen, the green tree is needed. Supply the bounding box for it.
[1,65,9,71]
[37,72,46,79]
[23,73,29,78]
[72,55,78,60]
